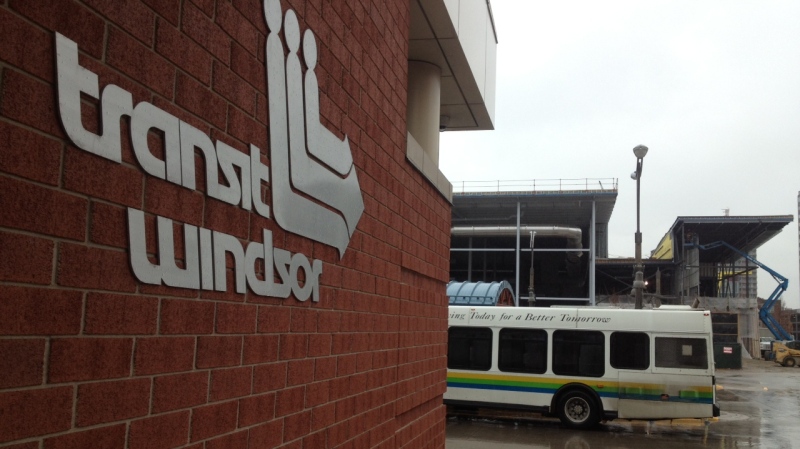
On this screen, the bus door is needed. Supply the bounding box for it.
[618,335,714,420]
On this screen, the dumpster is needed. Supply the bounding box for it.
[713,343,742,369]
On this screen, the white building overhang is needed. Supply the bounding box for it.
[409,0,497,131]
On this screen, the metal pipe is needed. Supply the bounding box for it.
[633,153,645,309]
[529,231,536,305]
[451,225,583,250]
[590,200,596,306]
[515,202,521,307]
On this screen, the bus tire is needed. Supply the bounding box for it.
[556,390,601,429]
[783,357,796,367]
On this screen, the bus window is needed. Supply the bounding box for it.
[553,331,605,377]
[498,328,547,374]
[610,332,649,370]
[655,337,708,369]
[448,327,492,371]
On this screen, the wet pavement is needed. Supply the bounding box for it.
[446,358,800,448]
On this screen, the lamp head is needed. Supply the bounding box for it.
[633,144,649,159]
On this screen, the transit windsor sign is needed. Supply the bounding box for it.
[54,0,364,302]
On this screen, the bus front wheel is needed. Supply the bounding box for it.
[556,390,601,429]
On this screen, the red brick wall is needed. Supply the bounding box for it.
[0,1,450,447]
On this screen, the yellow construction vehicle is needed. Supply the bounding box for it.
[772,340,800,367]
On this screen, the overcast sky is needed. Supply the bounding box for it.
[440,1,800,308]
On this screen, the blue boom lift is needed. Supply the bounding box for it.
[688,240,793,341]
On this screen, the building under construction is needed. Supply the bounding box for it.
[449,179,794,358]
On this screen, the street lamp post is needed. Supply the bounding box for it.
[631,145,648,309]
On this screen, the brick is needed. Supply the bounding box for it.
[314,356,337,381]
[279,334,308,360]
[284,410,312,442]
[231,0,267,34]
[204,196,250,239]
[57,243,137,292]
[143,287,200,303]
[0,386,72,443]
[196,335,242,368]
[160,298,215,334]
[2,70,62,138]
[206,430,248,449]
[231,42,266,94]
[253,362,287,393]
[0,176,88,240]
[79,56,154,109]
[64,146,144,208]
[227,105,267,148]
[89,201,128,248]
[216,302,257,334]
[182,2,231,63]
[199,285,243,308]
[287,359,315,387]
[255,91,268,125]
[155,19,213,85]
[189,0,215,17]
[290,308,318,333]
[152,371,208,413]
[44,424,126,449]
[0,338,45,389]
[190,401,238,442]
[258,305,291,333]
[247,420,283,448]
[302,430,327,449]
[76,378,151,426]
[85,293,158,335]
[308,333,332,357]
[276,385,305,418]
[84,0,156,46]
[238,392,275,427]
[0,8,53,80]
[317,310,342,333]
[311,403,335,432]
[0,121,62,185]
[144,177,205,226]
[128,411,190,449]
[134,336,196,375]
[305,380,329,408]
[0,286,82,335]
[328,376,349,402]
[107,27,175,98]
[10,0,105,59]
[243,334,279,364]
[283,229,314,258]
[49,338,133,383]
[216,1,259,56]
[4,442,38,449]
[176,72,227,130]
[210,366,252,401]
[143,0,180,25]
[0,231,54,285]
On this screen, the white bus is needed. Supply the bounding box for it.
[444,305,720,428]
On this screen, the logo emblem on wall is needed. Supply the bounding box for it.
[264,0,364,259]
[52,1,363,301]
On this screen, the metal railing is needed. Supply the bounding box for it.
[452,178,618,195]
